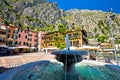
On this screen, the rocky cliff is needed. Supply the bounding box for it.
[0,0,120,37]
[0,0,65,28]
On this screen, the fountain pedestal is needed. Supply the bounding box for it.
[56,54,83,72]
[52,50,87,80]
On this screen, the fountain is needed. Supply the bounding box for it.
[0,34,120,80]
[52,34,88,80]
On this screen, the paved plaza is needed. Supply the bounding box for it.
[0,52,55,73]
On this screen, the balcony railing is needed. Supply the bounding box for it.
[0,34,6,38]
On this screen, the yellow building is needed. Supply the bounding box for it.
[67,30,88,47]
[43,31,64,48]
[43,30,88,49]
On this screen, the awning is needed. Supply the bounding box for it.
[14,46,30,48]
[78,46,100,50]
[41,47,58,51]
[64,46,79,50]
[30,47,37,49]
[0,45,7,47]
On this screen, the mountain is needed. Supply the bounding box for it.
[64,9,120,40]
[0,0,65,28]
[0,0,120,39]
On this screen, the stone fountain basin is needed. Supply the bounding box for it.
[52,50,88,64]
[0,60,120,80]
[51,50,88,55]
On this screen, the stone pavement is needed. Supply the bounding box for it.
[0,52,55,68]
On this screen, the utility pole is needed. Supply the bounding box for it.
[107,8,119,65]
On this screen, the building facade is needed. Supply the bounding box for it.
[67,30,88,47]
[5,24,18,47]
[0,23,38,53]
[0,24,7,45]
[41,30,88,49]
[38,31,46,52]
[43,31,64,48]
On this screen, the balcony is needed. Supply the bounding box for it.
[0,34,6,38]
[7,38,14,40]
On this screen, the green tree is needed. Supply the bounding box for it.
[54,35,65,49]
[2,19,9,25]
[45,24,55,32]
[93,27,98,39]
[97,35,108,43]
[58,24,66,33]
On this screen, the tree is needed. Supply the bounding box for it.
[2,19,9,25]
[54,34,65,49]
[93,27,98,39]
[58,24,66,33]
[45,24,55,32]
[97,35,108,43]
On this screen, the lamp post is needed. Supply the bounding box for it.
[38,32,41,53]
[107,8,119,65]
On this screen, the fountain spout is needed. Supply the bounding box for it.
[65,34,70,50]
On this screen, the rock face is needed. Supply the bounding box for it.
[64,9,120,39]
[0,0,120,36]
[0,0,65,28]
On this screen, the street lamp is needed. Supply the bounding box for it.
[107,8,119,65]
[38,32,41,53]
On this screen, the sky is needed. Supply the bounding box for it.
[47,0,120,13]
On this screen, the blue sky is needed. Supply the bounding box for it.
[47,0,120,13]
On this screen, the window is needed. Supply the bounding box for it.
[73,41,79,47]
[1,32,6,35]
[28,38,29,41]
[29,43,31,47]
[19,41,21,45]
[13,30,18,34]
[25,30,28,33]
[55,34,58,36]
[18,34,21,38]
[70,41,72,46]
[12,42,15,46]
[23,42,26,45]
[6,41,9,45]
[73,33,78,38]
[42,37,44,39]
[18,29,21,32]
[9,41,12,45]
[12,35,17,39]
[34,39,37,42]
[0,38,4,42]
[6,29,10,32]
[28,38,32,41]
[68,34,71,37]
[6,34,10,38]
[25,35,27,39]
[35,35,38,37]
[28,33,32,36]
[17,41,19,45]
[26,42,28,45]
[15,41,17,45]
